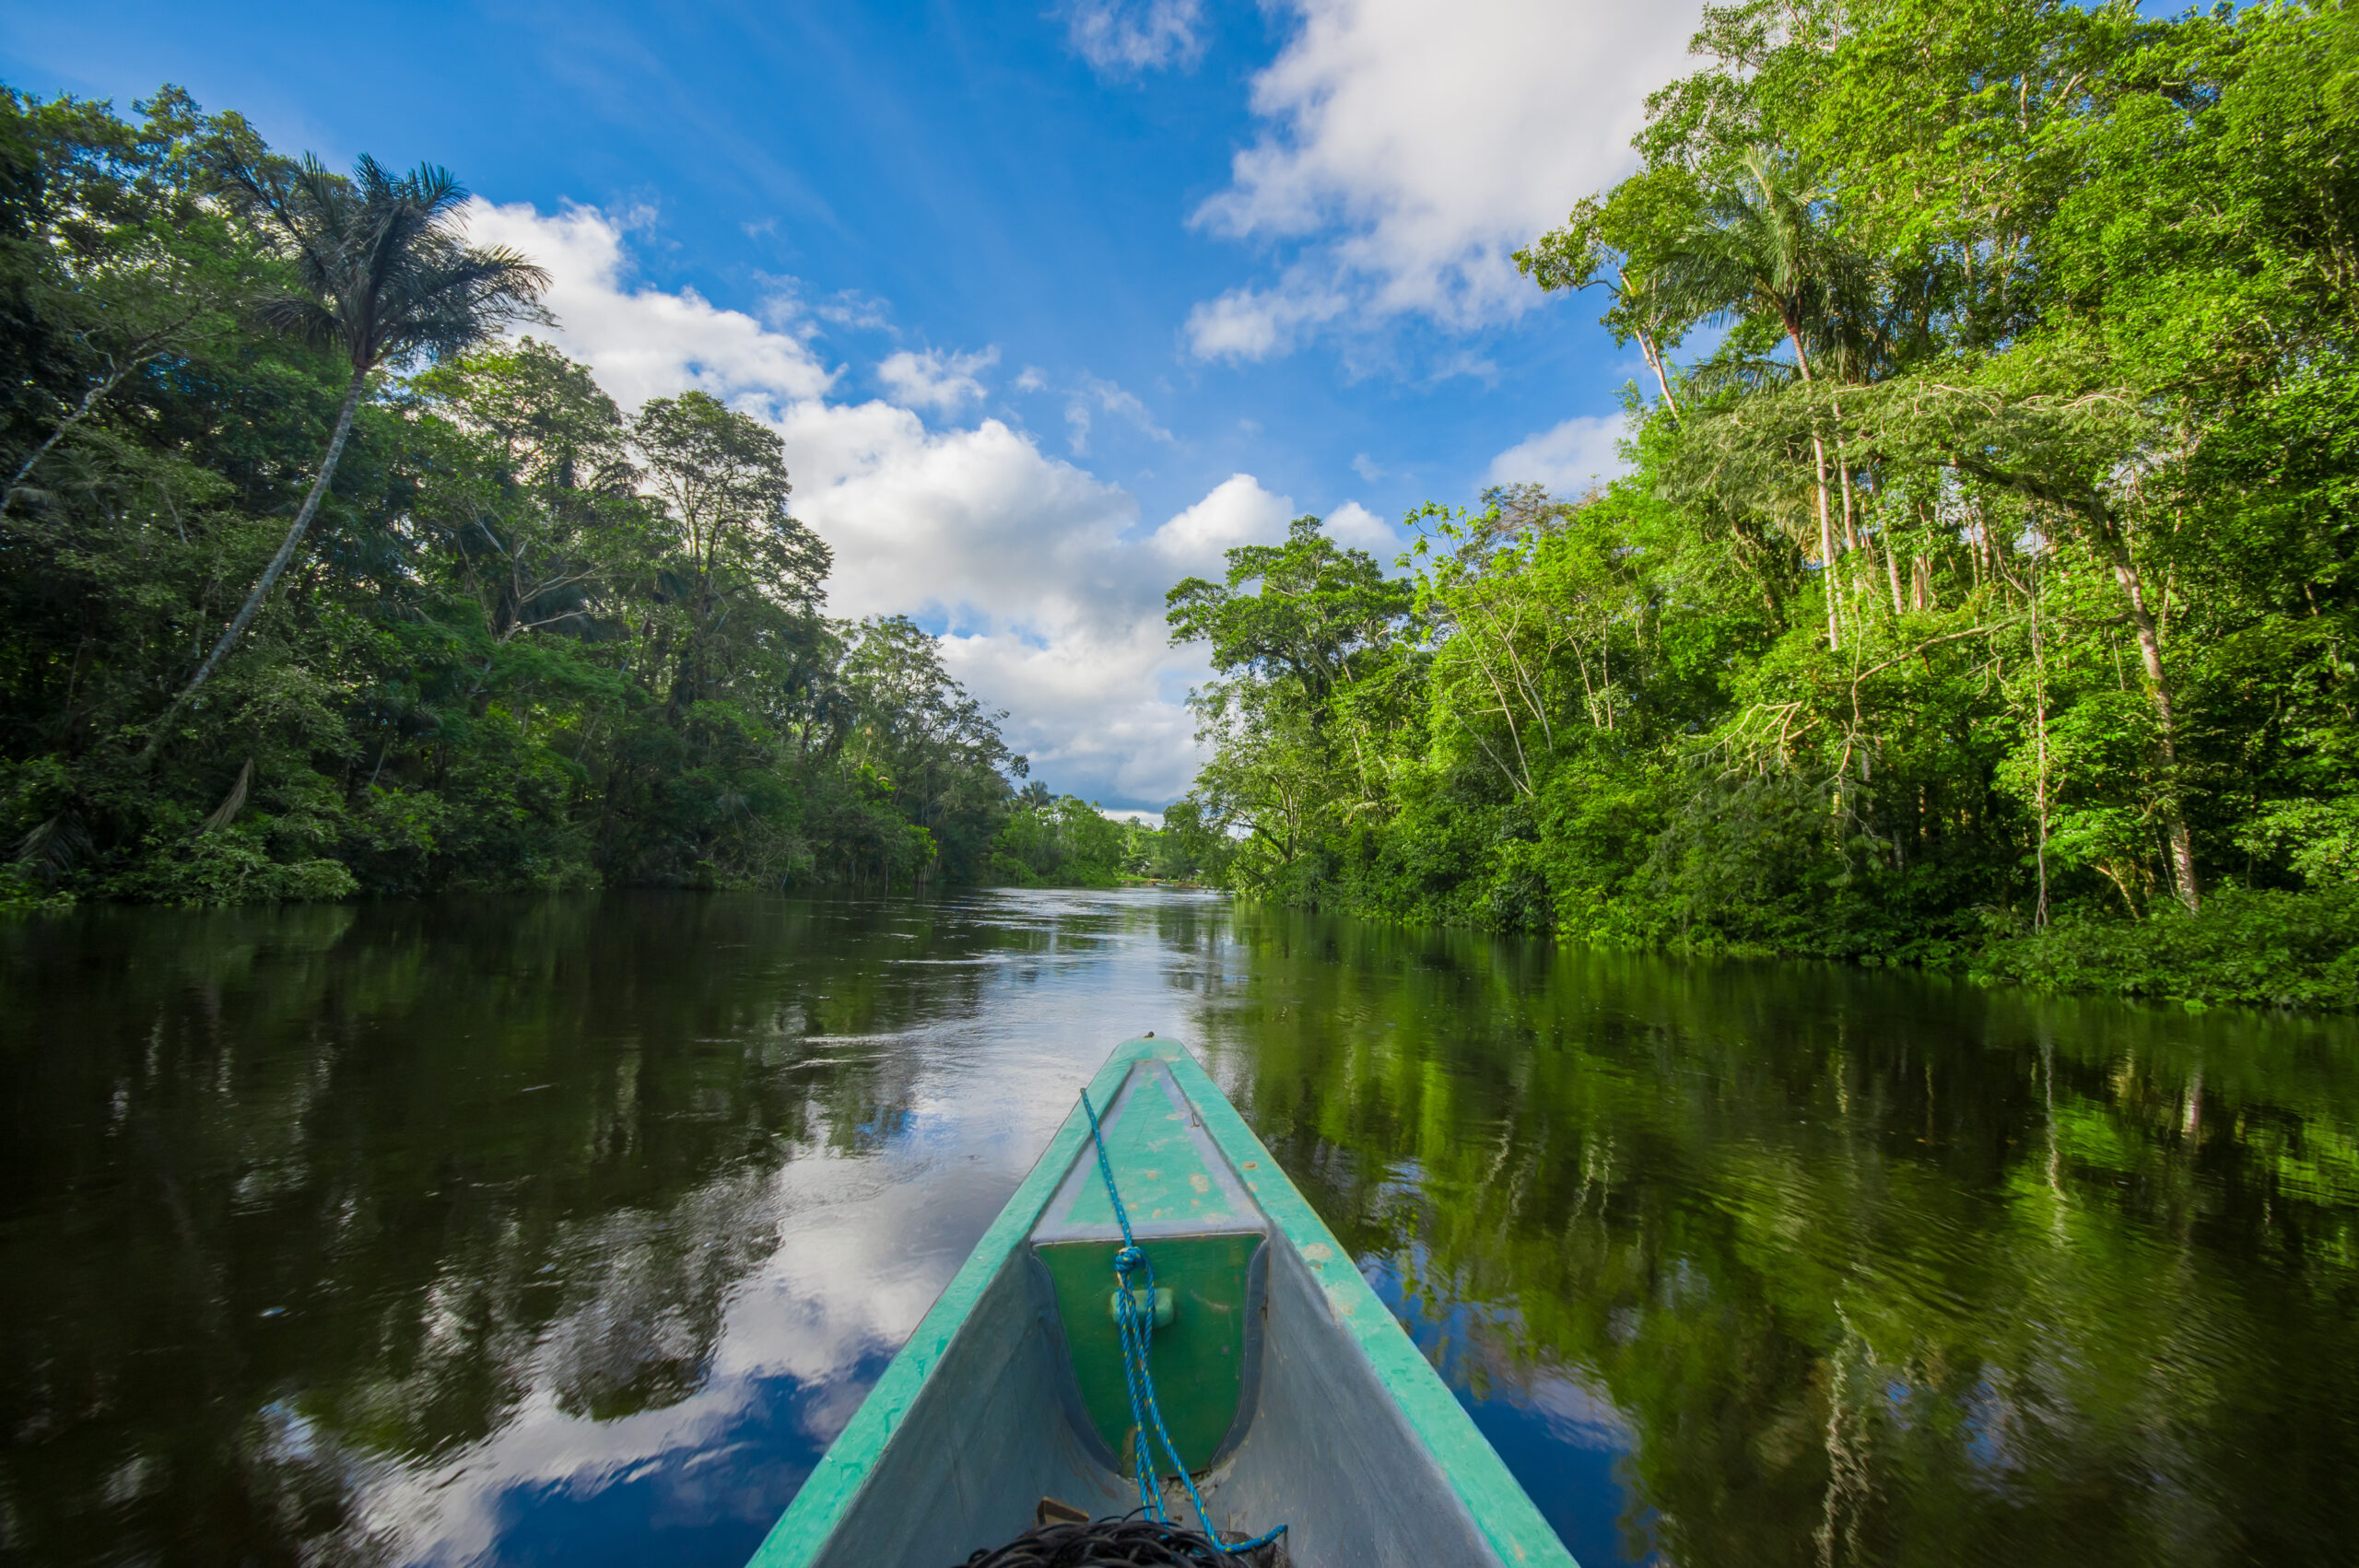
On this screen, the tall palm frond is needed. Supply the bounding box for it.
[138,151,549,762]
[1649,146,1852,647]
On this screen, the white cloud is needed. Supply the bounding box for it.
[1182,273,1345,362]
[1013,366,1048,393]
[464,200,837,410]
[876,345,1000,414]
[1149,473,1295,570]
[1324,499,1397,554]
[1186,0,1701,358]
[460,198,1281,808]
[1060,0,1205,76]
[1485,413,1628,495]
[943,626,1207,803]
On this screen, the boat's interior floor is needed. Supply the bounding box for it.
[762,1043,1550,1568]
[1028,1057,1270,1478]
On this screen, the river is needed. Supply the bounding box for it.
[2,890,2353,1567]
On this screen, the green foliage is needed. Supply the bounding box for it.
[1975,888,2359,1011]
[987,792,1234,887]
[0,87,1046,902]
[103,821,360,906]
[1173,0,2359,1009]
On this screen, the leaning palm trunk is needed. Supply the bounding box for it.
[138,367,367,764]
[129,151,546,767]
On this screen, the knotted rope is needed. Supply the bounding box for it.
[1078,1087,1285,1562]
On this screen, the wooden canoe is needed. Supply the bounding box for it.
[745,1036,1578,1568]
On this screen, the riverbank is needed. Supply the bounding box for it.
[1970,885,2359,1012]
[1222,881,2359,1013]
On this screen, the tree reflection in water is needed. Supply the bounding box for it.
[2,893,2353,1568]
[1197,916,2359,1567]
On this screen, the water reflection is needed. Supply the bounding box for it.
[2,894,2353,1568]
[1195,919,2359,1567]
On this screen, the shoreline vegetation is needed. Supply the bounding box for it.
[6,0,2359,1012]
[1158,0,2359,1012]
[0,87,1223,913]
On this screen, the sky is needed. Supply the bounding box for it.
[1,0,1706,812]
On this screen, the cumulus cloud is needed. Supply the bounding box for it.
[1186,0,1701,359]
[1060,0,1206,76]
[1324,499,1398,555]
[1144,479,1394,568]
[943,625,1207,803]
[464,200,836,410]
[1182,273,1345,362]
[1149,474,1295,570]
[1485,413,1629,495]
[876,345,1000,414]
[457,198,1282,808]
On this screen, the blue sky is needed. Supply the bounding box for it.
[2,0,1705,810]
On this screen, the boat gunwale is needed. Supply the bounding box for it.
[744,1036,1579,1568]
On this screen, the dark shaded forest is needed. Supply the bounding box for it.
[1166,0,2359,1007]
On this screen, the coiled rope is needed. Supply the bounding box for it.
[956,1515,1259,1568]
[1078,1088,1285,1562]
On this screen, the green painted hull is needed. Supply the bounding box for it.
[745,1037,1579,1568]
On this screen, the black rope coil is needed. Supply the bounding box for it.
[956,1516,1282,1568]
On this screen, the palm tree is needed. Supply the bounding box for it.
[1652,146,1848,648]
[139,154,548,762]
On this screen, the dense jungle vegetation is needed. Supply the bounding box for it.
[1166,0,2359,1007]
[0,88,1221,902]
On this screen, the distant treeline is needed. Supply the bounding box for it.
[1164,0,2359,1007]
[0,87,1222,902]
[992,789,1230,887]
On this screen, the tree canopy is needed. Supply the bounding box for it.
[1171,0,2359,1007]
[0,87,1079,903]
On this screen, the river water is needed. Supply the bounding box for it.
[2,890,2353,1567]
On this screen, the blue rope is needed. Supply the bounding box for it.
[1079,1088,1286,1560]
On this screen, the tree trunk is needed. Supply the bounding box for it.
[2106,542,2201,912]
[1787,325,1839,651]
[5,324,190,518]
[5,357,144,516]
[1809,432,1840,651]
[1637,327,1682,421]
[138,366,369,764]
[2031,542,2051,930]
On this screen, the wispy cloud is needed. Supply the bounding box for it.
[811,287,894,332]
[1063,374,1172,455]
[1058,0,1206,76]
